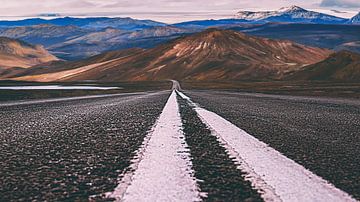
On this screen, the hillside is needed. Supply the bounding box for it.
[3,48,144,80]
[0,37,57,69]
[0,24,89,47]
[286,51,360,81]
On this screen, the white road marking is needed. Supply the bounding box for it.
[106,90,200,202]
[170,80,182,91]
[0,85,121,90]
[0,92,162,107]
[177,91,357,202]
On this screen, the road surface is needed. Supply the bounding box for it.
[0,82,359,201]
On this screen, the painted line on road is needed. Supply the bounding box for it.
[106,90,200,201]
[0,92,161,107]
[177,91,356,202]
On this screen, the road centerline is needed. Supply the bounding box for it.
[106,90,200,201]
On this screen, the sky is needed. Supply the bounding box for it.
[0,0,359,23]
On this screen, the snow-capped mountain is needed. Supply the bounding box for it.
[235,5,347,24]
[348,12,360,24]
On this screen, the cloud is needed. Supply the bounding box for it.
[320,0,360,8]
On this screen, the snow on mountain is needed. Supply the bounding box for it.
[235,5,347,24]
[349,12,360,24]
[235,11,277,21]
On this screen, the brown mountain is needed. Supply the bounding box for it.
[286,51,360,81]
[0,37,58,69]
[9,29,332,82]
[6,48,144,81]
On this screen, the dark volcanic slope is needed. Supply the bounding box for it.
[287,51,360,82]
[185,90,360,199]
[0,91,169,201]
[55,29,331,82]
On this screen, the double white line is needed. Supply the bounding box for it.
[107,90,356,202]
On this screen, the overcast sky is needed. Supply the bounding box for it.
[0,0,359,23]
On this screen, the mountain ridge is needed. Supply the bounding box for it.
[235,5,347,24]
[0,17,167,31]
[8,29,332,82]
[349,12,360,24]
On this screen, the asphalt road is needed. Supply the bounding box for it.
[177,95,263,201]
[185,90,360,200]
[1,85,359,201]
[0,91,169,201]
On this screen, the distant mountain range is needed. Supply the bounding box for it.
[0,6,357,60]
[2,29,360,83]
[0,6,359,83]
[349,12,360,24]
[234,5,348,24]
[0,24,89,47]
[175,6,359,28]
[5,29,332,82]
[0,6,357,31]
[0,17,167,31]
[48,26,193,60]
[230,23,360,54]
[0,24,193,60]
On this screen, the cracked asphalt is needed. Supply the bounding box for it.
[0,91,169,201]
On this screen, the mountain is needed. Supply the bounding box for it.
[287,51,360,81]
[128,26,193,39]
[173,6,348,29]
[0,24,90,47]
[81,17,166,30]
[235,5,347,24]
[57,27,127,44]
[229,23,360,54]
[0,17,167,31]
[0,24,191,60]
[10,29,332,82]
[0,37,57,70]
[349,12,360,24]
[2,48,143,80]
[173,19,250,29]
[46,26,192,60]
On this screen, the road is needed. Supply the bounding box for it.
[184,90,360,200]
[0,82,359,201]
[0,91,169,201]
